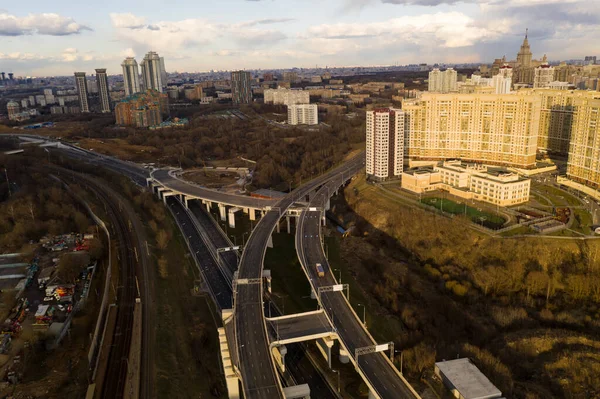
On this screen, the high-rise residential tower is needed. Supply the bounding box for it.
[366,108,405,181]
[428,68,458,93]
[95,69,111,113]
[231,70,252,104]
[140,51,165,93]
[122,57,141,97]
[74,72,90,113]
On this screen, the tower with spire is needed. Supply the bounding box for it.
[516,29,533,68]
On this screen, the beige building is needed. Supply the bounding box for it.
[403,93,541,168]
[566,96,600,190]
[402,160,531,206]
[366,108,405,181]
[264,88,309,105]
[533,63,555,88]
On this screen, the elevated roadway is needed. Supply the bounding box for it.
[266,310,333,345]
[234,153,365,399]
[151,169,277,209]
[296,181,421,399]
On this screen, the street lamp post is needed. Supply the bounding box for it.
[334,268,341,284]
[357,303,366,327]
[332,369,340,393]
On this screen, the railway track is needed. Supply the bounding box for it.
[43,166,141,399]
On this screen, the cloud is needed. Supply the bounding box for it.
[0,12,91,36]
[0,52,49,61]
[111,13,288,55]
[240,18,295,27]
[306,12,497,48]
[61,48,79,62]
[110,13,147,29]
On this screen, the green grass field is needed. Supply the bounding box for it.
[421,197,506,229]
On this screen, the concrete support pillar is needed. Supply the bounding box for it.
[276,220,281,233]
[261,210,266,218]
[206,201,211,213]
[286,216,291,234]
[322,215,326,226]
[316,337,335,369]
[249,208,256,221]
[156,187,169,200]
[219,204,227,221]
[145,177,153,187]
[225,377,240,399]
[325,199,331,211]
[310,288,317,299]
[183,195,189,209]
[228,207,240,229]
[267,234,273,248]
[339,346,350,364]
[243,208,249,214]
[162,191,176,205]
[272,345,287,373]
[262,270,272,293]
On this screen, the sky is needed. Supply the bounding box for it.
[1,0,599,76]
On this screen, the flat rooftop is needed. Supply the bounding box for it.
[436,358,502,399]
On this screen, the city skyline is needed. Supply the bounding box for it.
[1,0,599,76]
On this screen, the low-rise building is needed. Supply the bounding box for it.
[264,88,310,105]
[435,358,502,399]
[287,104,318,125]
[402,160,531,206]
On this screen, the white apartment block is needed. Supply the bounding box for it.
[428,68,458,93]
[533,64,555,88]
[366,108,405,181]
[402,160,531,206]
[491,75,512,94]
[287,104,318,125]
[264,88,310,105]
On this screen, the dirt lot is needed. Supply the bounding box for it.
[77,138,159,162]
[182,169,242,189]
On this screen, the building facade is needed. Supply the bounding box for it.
[122,57,141,97]
[402,161,531,206]
[566,96,600,189]
[115,89,169,128]
[403,93,541,168]
[533,64,555,88]
[231,70,252,104]
[366,108,405,181]
[74,72,90,113]
[95,69,111,113]
[287,104,318,125]
[428,68,458,93]
[6,101,20,120]
[140,52,165,93]
[264,88,309,105]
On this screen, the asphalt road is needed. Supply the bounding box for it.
[234,153,365,399]
[152,169,277,209]
[167,198,233,310]
[296,182,420,399]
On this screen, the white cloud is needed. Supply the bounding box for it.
[120,48,136,58]
[305,12,500,50]
[109,13,147,29]
[0,52,49,61]
[61,48,79,62]
[0,12,91,36]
